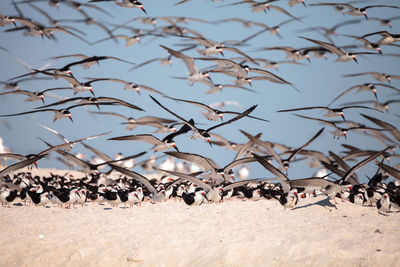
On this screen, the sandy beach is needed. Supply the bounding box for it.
[1,169,399,267]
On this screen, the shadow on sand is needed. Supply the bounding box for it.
[294,196,337,211]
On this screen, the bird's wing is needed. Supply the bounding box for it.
[0,90,35,97]
[110,164,158,195]
[109,134,163,145]
[379,163,400,181]
[341,147,391,185]
[33,121,69,143]
[150,95,199,133]
[293,114,339,130]
[287,127,325,161]
[328,85,361,106]
[251,152,290,192]
[0,154,47,176]
[277,106,330,112]
[95,97,144,111]
[165,151,219,172]
[207,105,257,132]
[160,45,198,74]
[299,36,344,56]
[361,114,400,141]
[158,169,213,192]
[164,96,215,113]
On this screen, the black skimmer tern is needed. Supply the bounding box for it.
[0,87,68,104]
[150,95,258,144]
[35,96,144,111]
[299,36,380,63]
[164,96,269,122]
[309,3,399,19]
[293,114,389,140]
[369,16,400,28]
[83,77,165,96]
[241,17,301,41]
[342,72,400,84]
[328,83,400,106]
[277,105,382,120]
[109,134,179,152]
[0,102,115,122]
[160,45,212,85]
[89,0,147,14]
[279,189,298,209]
[341,34,383,53]
[220,0,300,21]
[362,31,400,45]
[299,19,361,43]
[377,193,392,214]
[182,189,207,206]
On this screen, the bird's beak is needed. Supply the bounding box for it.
[68,114,73,122]
[68,70,72,75]
[306,55,310,63]
[301,0,306,7]
[387,77,391,84]
[12,20,16,27]
[40,95,45,105]
[373,89,378,100]
[219,49,224,57]
[247,80,252,87]
[219,114,223,122]
[34,161,38,169]
[206,73,212,82]
[89,87,95,96]
[363,11,368,20]
[344,132,347,140]
[207,138,212,147]
[135,88,141,95]
[352,56,358,64]
[340,113,345,121]
[140,6,147,14]
[265,4,270,10]
[377,47,382,54]
[173,144,179,152]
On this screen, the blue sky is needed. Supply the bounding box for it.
[0,0,399,182]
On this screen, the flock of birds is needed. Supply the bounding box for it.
[0,0,400,215]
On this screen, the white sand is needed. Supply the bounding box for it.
[1,169,400,266]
